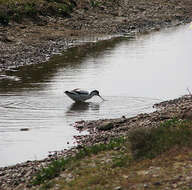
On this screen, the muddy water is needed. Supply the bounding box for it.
[0,24,191,167]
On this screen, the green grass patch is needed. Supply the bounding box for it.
[112,153,131,168]
[129,118,192,160]
[31,118,192,189]
[0,10,9,25]
[0,0,76,25]
[32,137,126,186]
[90,0,101,8]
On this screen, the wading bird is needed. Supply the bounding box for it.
[65,89,104,102]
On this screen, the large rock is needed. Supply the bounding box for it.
[97,121,114,131]
[182,109,192,121]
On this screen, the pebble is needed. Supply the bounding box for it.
[114,186,122,190]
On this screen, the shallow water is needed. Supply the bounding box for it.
[0,24,191,167]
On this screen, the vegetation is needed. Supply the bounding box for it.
[129,118,192,160]
[0,0,111,25]
[32,137,127,185]
[31,118,192,189]
[0,0,77,25]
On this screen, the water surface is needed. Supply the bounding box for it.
[0,24,191,167]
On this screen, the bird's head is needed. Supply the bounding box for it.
[90,90,100,96]
[90,90,104,100]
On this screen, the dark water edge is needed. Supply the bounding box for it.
[0,36,124,91]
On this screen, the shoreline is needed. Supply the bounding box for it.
[0,20,187,74]
[0,19,189,74]
[0,95,192,189]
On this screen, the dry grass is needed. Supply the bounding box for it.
[30,119,192,190]
[39,147,192,190]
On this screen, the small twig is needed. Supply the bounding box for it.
[187,87,192,96]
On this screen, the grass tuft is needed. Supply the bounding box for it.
[0,10,9,25]
[0,0,76,25]
[129,118,192,160]
[32,137,126,185]
[112,154,131,168]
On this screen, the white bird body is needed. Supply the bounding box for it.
[65,89,104,102]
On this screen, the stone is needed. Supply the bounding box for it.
[20,128,29,131]
[0,34,14,43]
[114,186,122,190]
[153,182,161,186]
[97,122,114,131]
[182,109,192,120]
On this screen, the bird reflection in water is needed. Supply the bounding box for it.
[69,102,89,112]
[65,101,101,118]
[68,102,100,112]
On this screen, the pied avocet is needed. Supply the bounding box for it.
[65,89,104,102]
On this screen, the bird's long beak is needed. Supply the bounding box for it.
[98,95,105,101]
